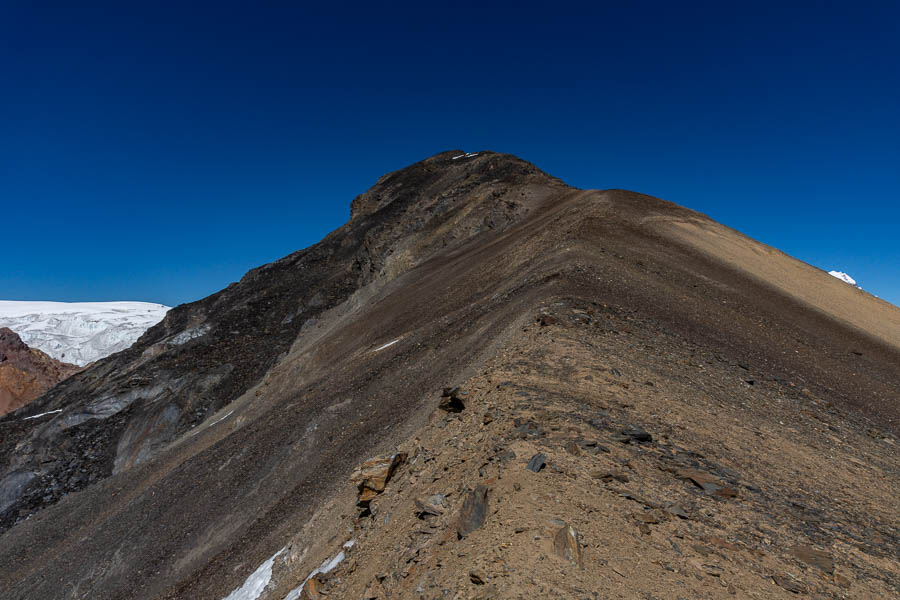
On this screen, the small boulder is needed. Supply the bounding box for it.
[351,452,407,505]
[526,453,546,472]
[790,544,834,575]
[553,522,583,567]
[415,494,447,519]
[438,387,465,412]
[456,485,489,538]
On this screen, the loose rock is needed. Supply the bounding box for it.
[772,574,807,594]
[526,453,546,472]
[456,485,489,538]
[351,452,407,506]
[438,387,465,413]
[552,521,583,567]
[790,544,834,575]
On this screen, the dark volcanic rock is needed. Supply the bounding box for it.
[456,485,489,538]
[526,453,547,472]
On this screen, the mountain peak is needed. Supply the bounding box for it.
[349,150,566,221]
[2,152,899,600]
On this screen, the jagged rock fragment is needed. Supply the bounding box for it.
[351,452,407,505]
[456,485,489,538]
[620,425,652,443]
[552,521,583,566]
[771,574,807,594]
[663,466,739,498]
[415,494,447,518]
[438,386,465,412]
[526,453,546,472]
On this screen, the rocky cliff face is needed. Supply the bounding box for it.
[0,328,81,417]
[1,152,898,600]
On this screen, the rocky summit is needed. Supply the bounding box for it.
[0,151,898,599]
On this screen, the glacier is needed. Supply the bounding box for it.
[0,301,170,366]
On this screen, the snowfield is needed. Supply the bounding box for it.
[828,271,858,286]
[0,301,170,366]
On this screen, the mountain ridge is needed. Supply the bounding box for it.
[1,151,897,599]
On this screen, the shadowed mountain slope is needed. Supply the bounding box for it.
[0,152,897,599]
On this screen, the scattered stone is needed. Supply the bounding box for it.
[790,545,834,575]
[591,470,629,483]
[617,490,660,509]
[833,573,852,588]
[564,441,581,456]
[664,503,690,519]
[456,485,489,538]
[620,425,652,443]
[495,449,516,463]
[552,521,583,567]
[709,537,739,551]
[663,466,738,497]
[469,570,487,585]
[702,564,724,577]
[632,509,667,524]
[771,574,808,594]
[538,315,558,326]
[610,367,622,377]
[526,453,547,472]
[351,452,407,506]
[482,412,493,425]
[514,419,546,438]
[415,494,447,519]
[438,387,465,413]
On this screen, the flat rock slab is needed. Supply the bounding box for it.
[526,453,547,472]
[790,544,834,574]
[552,521,583,567]
[664,466,740,498]
[772,574,808,594]
[456,485,489,538]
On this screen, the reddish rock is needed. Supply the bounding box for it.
[351,452,407,505]
[0,328,81,416]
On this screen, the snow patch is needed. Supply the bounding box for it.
[452,152,479,159]
[170,323,211,346]
[828,271,858,286]
[372,339,399,352]
[0,301,170,366]
[21,409,62,420]
[208,410,234,428]
[282,548,349,600]
[222,548,285,600]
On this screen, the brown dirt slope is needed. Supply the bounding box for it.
[0,328,80,416]
[0,152,897,600]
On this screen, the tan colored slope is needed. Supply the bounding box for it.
[657,216,900,349]
[239,298,900,600]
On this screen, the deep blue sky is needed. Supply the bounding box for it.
[2,1,898,307]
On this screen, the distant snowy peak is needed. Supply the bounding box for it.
[828,271,858,287]
[0,301,170,366]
